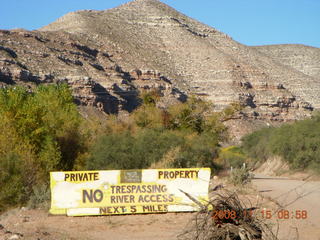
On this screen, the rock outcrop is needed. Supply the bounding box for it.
[0,29,182,114]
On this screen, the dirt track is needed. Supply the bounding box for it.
[253,174,320,240]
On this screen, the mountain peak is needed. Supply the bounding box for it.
[40,0,180,33]
[3,0,320,128]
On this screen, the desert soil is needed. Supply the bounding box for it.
[0,209,195,240]
[253,174,320,240]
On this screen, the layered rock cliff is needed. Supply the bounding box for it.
[0,29,183,114]
[1,0,319,124]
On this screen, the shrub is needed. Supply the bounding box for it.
[174,132,219,169]
[87,129,220,171]
[133,105,163,129]
[87,129,184,170]
[228,167,253,186]
[241,112,320,172]
[241,127,274,161]
[140,89,161,106]
[0,120,36,212]
[167,97,210,133]
[0,153,26,212]
[0,84,84,211]
[86,97,234,172]
[27,184,51,209]
[218,146,246,168]
[150,146,181,169]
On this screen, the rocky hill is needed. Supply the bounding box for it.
[1,0,319,124]
[252,44,320,79]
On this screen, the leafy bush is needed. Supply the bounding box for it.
[174,132,219,169]
[241,127,274,162]
[133,105,163,129]
[0,119,36,212]
[150,146,181,169]
[87,129,220,171]
[166,97,210,133]
[87,129,184,170]
[86,96,233,172]
[0,153,27,211]
[218,146,247,168]
[0,84,83,212]
[241,112,320,171]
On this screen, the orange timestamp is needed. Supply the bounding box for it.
[212,209,308,220]
[211,209,255,220]
[260,209,308,219]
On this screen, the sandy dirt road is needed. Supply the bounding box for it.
[252,174,320,240]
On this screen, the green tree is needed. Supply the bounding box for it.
[0,84,84,211]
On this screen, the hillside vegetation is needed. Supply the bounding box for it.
[242,113,320,171]
[0,85,240,212]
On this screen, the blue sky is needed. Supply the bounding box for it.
[0,0,319,48]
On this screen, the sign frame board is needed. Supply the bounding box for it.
[50,168,211,216]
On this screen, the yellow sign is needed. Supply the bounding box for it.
[50,168,211,216]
